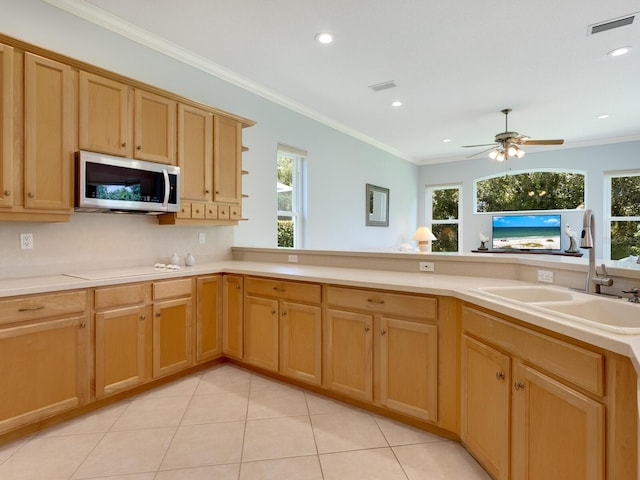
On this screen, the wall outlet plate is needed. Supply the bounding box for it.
[198,232,206,244]
[419,261,435,272]
[20,233,34,250]
[288,255,298,263]
[538,270,554,283]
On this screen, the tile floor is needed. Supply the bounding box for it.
[0,364,491,479]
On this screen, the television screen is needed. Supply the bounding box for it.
[492,214,562,250]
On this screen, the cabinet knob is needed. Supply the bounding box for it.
[282,311,287,316]
[156,312,161,317]
[271,310,277,315]
[364,326,371,333]
[140,315,146,321]
[137,145,142,150]
[121,142,126,147]
[28,192,34,198]
[514,381,525,391]
[80,321,86,328]
[215,190,220,194]
[380,329,387,336]
[205,190,210,194]
[496,371,505,380]
[236,284,241,290]
[3,190,9,196]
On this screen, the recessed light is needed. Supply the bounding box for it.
[597,114,609,119]
[315,32,334,44]
[391,100,403,107]
[442,138,452,143]
[608,46,631,57]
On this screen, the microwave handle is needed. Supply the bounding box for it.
[162,169,170,208]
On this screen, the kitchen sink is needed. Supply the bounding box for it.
[478,285,574,303]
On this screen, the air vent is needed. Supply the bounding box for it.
[368,80,397,92]
[588,14,635,35]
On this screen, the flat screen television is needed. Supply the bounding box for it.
[492,214,562,251]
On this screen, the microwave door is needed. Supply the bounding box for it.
[162,168,169,209]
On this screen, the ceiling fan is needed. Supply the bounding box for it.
[463,109,564,160]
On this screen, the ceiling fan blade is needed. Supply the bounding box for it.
[462,143,497,148]
[466,146,497,158]
[521,139,564,145]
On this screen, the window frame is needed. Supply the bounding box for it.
[277,144,306,248]
[604,170,640,261]
[426,183,462,253]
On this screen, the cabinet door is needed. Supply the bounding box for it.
[223,275,243,359]
[0,43,13,208]
[95,305,148,398]
[134,89,176,165]
[24,53,74,211]
[511,362,605,480]
[0,315,89,434]
[152,297,193,377]
[213,115,241,204]
[178,104,212,204]
[244,295,279,372]
[78,71,132,157]
[325,308,373,402]
[280,301,321,385]
[461,335,511,480]
[196,275,222,362]
[379,317,438,421]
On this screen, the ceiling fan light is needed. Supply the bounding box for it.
[507,145,518,157]
[515,147,525,158]
[496,150,506,162]
[488,149,499,160]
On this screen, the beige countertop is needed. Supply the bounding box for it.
[2,260,639,372]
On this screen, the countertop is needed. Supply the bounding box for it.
[2,260,640,373]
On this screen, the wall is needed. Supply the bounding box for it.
[0,0,417,279]
[418,141,640,259]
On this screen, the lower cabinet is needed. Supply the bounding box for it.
[324,286,439,421]
[461,304,606,480]
[0,290,89,434]
[222,274,244,360]
[196,275,222,362]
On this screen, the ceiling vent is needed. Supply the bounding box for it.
[588,14,635,35]
[368,80,397,92]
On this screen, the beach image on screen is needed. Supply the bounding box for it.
[492,214,561,250]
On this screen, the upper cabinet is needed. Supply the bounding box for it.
[214,115,242,205]
[0,43,13,209]
[133,89,176,165]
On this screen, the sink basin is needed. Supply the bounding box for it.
[478,286,574,303]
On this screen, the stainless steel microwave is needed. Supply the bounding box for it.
[75,150,180,214]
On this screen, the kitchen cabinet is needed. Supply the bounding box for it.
[0,43,13,209]
[325,286,439,420]
[178,103,212,205]
[213,115,242,205]
[94,283,151,398]
[0,290,89,434]
[196,275,222,363]
[134,89,176,165]
[222,274,243,360]
[152,278,194,378]
[244,277,322,384]
[461,304,606,480]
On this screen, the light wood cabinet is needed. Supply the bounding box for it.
[461,304,607,480]
[0,43,13,209]
[196,275,222,363]
[325,286,438,419]
[213,115,242,204]
[244,277,322,384]
[178,104,212,204]
[0,290,89,434]
[222,274,243,360]
[152,278,194,378]
[134,89,176,165]
[94,283,151,398]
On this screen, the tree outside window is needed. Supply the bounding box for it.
[277,145,306,248]
[607,173,640,260]
[428,185,461,252]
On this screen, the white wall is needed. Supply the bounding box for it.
[418,141,640,258]
[0,0,418,279]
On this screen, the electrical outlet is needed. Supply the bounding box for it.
[537,270,554,283]
[198,232,206,244]
[288,255,298,263]
[419,261,435,272]
[20,233,34,250]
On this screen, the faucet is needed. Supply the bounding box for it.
[580,209,613,294]
[622,288,640,303]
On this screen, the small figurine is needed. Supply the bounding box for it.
[478,232,489,250]
[564,224,579,253]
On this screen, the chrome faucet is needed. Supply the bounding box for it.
[580,209,613,294]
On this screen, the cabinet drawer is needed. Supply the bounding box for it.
[218,205,230,219]
[245,277,321,304]
[191,202,205,219]
[0,290,88,326]
[327,286,437,321]
[95,283,151,310]
[230,205,241,219]
[462,305,605,397]
[153,278,193,300]
[177,202,191,219]
[205,204,218,219]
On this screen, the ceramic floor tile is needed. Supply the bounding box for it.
[249,373,294,392]
[71,427,175,479]
[155,464,240,479]
[247,388,309,419]
[239,455,323,480]
[0,433,103,480]
[160,421,245,470]
[374,414,446,446]
[195,365,251,395]
[311,409,388,453]
[393,441,492,480]
[0,435,30,465]
[304,391,358,415]
[136,374,202,399]
[77,474,155,480]
[242,416,317,462]
[181,391,249,425]
[111,395,191,431]
[39,402,129,437]
[320,447,408,480]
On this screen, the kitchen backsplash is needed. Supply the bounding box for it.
[0,214,233,279]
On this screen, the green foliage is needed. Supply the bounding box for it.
[610,176,640,260]
[432,188,459,220]
[431,224,458,252]
[277,155,293,212]
[97,184,141,200]
[278,220,294,248]
[476,172,584,212]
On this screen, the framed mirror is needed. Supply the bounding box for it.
[366,184,389,227]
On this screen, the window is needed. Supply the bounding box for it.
[427,185,461,252]
[605,172,640,260]
[277,144,306,248]
[475,170,585,213]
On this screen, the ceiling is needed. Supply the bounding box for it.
[48,0,640,164]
